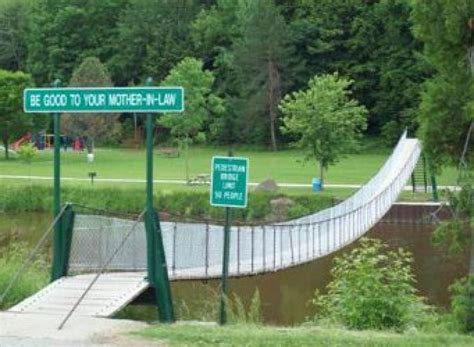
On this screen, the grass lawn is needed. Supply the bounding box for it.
[136,323,474,347]
[0,145,458,187]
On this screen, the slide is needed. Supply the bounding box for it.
[11,133,32,150]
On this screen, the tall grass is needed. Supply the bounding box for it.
[0,242,49,309]
[115,285,262,325]
[0,184,334,223]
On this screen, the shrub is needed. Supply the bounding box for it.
[311,238,431,331]
[450,275,474,333]
[0,242,49,309]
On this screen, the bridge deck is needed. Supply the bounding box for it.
[9,272,148,317]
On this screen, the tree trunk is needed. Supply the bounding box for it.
[470,228,474,277]
[3,137,8,160]
[319,161,324,190]
[267,59,280,152]
[86,137,94,154]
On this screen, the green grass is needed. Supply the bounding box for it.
[0,146,458,186]
[136,323,474,347]
[0,243,49,309]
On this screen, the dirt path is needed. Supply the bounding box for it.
[0,311,164,347]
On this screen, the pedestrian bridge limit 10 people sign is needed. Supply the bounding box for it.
[210,156,249,208]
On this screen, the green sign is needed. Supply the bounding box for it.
[210,156,249,208]
[23,87,184,113]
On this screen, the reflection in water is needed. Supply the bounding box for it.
[0,213,468,325]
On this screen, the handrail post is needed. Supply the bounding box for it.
[251,226,255,273]
[262,226,266,271]
[205,221,210,278]
[273,226,276,270]
[172,223,177,276]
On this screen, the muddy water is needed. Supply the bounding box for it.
[0,212,468,326]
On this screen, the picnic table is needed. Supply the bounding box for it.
[157,147,180,158]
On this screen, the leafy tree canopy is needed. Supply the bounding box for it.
[280,73,367,181]
[411,0,474,169]
[62,57,121,153]
[0,69,33,159]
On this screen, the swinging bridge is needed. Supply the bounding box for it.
[5,131,423,323]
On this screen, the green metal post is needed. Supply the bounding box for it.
[422,155,428,193]
[144,77,174,322]
[51,79,63,282]
[219,149,233,325]
[219,206,232,325]
[431,174,439,202]
[61,203,75,276]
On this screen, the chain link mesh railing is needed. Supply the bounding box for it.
[69,132,421,279]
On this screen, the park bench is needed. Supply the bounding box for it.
[157,147,180,158]
[188,173,211,185]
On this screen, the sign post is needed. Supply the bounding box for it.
[51,79,62,280]
[23,82,183,323]
[210,154,249,324]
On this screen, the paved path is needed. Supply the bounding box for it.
[0,174,460,191]
[0,311,160,347]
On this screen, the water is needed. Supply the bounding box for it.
[0,212,468,325]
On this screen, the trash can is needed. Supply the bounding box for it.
[312,178,322,192]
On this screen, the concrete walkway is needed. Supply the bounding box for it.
[0,174,460,191]
[0,311,161,347]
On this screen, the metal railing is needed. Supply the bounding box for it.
[68,132,421,280]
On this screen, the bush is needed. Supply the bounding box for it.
[311,238,431,331]
[0,242,49,309]
[450,275,474,333]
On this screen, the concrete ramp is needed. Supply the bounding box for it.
[9,272,148,317]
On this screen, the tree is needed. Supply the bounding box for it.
[191,0,253,144]
[288,0,425,141]
[411,0,474,168]
[0,69,33,159]
[61,57,120,158]
[158,57,225,182]
[280,73,367,184]
[26,0,128,85]
[411,0,474,331]
[0,0,30,71]
[109,0,200,86]
[232,0,292,150]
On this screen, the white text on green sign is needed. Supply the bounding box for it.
[210,156,249,208]
[23,87,184,113]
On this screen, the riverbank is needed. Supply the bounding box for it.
[136,322,474,347]
[0,183,335,222]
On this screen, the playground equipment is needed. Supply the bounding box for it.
[5,131,423,325]
[11,133,32,150]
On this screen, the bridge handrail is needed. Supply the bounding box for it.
[68,132,421,280]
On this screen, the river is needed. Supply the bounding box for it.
[0,211,468,325]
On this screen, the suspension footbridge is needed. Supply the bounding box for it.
[7,132,421,321]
